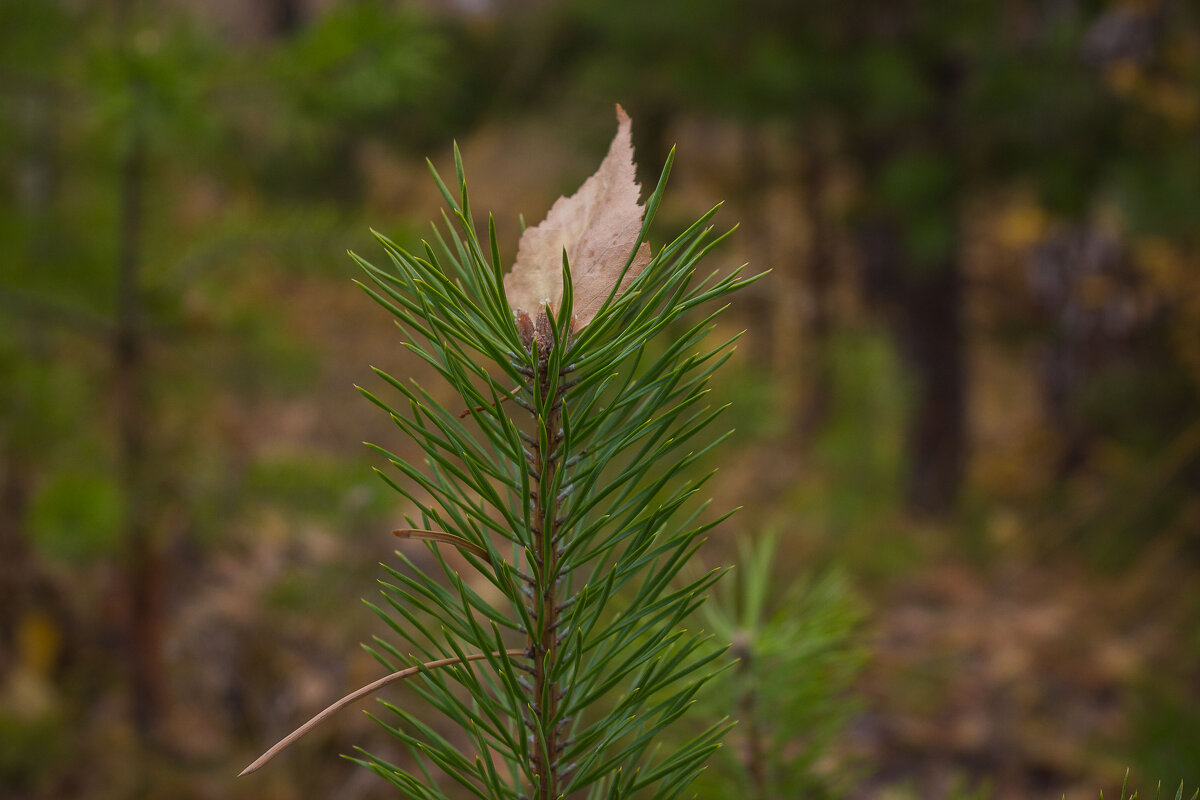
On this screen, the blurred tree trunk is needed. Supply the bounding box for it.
[114,0,161,743]
[115,139,162,742]
[900,254,965,513]
[859,222,965,514]
[908,58,966,515]
[857,58,967,515]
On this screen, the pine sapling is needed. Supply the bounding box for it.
[242,106,761,800]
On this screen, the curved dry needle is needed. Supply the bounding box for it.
[393,528,491,563]
[240,649,526,776]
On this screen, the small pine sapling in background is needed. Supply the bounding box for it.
[241,106,762,799]
[691,533,866,800]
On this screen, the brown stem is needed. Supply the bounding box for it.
[525,340,568,800]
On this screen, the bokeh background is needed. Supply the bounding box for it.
[2,1,1199,798]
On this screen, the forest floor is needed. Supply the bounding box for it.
[849,546,1199,800]
[6,461,1198,800]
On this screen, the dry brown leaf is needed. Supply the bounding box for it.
[503,105,652,332]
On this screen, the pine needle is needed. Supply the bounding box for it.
[393,528,492,562]
[240,649,526,776]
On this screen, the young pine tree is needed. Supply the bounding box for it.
[243,107,760,799]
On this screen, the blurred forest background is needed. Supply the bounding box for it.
[2,1,1199,798]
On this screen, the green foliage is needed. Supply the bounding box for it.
[876,152,957,269]
[692,533,866,799]
[272,1,447,128]
[0,708,69,794]
[349,145,757,797]
[786,331,913,574]
[1102,771,1199,800]
[28,471,123,564]
[83,18,224,163]
[1125,683,1200,791]
[246,452,388,524]
[242,0,462,199]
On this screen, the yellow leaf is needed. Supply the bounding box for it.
[995,202,1048,250]
[17,611,60,677]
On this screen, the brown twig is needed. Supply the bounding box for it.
[239,649,526,776]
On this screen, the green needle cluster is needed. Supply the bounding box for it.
[347,144,760,799]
